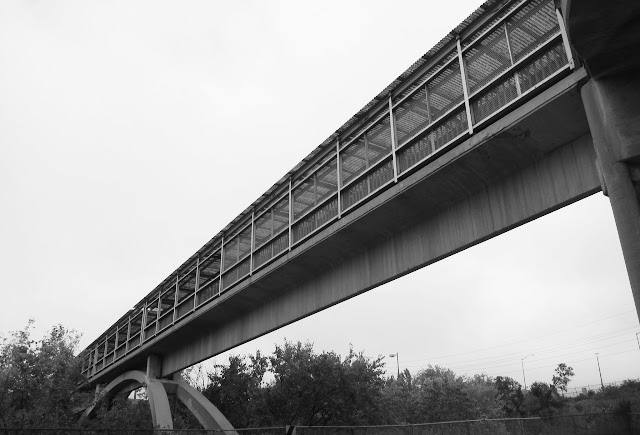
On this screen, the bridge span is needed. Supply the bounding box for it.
[79,0,640,409]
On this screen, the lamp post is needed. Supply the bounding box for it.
[389,353,400,378]
[521,354,534,390]
[596,353,604,390]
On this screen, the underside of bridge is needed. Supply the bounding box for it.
[79,0,640,429]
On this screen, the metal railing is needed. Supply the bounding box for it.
[80,0,575,380]
[5,413,640,434]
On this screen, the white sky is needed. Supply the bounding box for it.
[1,0,638,395]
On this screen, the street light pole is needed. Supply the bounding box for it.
[596,353,604,390]
[521,354,533,390]
[389,353,400,378]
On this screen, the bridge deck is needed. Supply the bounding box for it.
[81,0,581,385]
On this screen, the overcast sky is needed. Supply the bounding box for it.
[1,0,638,394]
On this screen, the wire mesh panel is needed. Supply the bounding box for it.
[158,287,175,330]
[254,231,289,268]
[144,299,158,340]
[115,322,127,358]
[517,41,567,93]
[176,268,197,320]
[471,76,518,123]
[254,196,290,268]
[364,116,393,167]
[196,249,221,306]
[222,257,250,290]
[341,137,367,185]
[316,159,338,205]
[397,107,467,175]
[342,157,394,210]
[176,295,194,319]
[507,0,559,63]
[293,197,338,243]
[427,57,464,121]
[291,157,338,244]
[394,85,430,147]
[254,211,273,250]
[464,25,511,94]
[293,179,315,221]
[196,277,218,306]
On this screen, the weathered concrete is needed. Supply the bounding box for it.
[581,76,640,318]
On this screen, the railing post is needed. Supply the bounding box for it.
[556,8,575,69]
[193,256,200,310]
[457,38,474,134]
[504,21,522,96]
[250,209,255,275]
[219,235,224,296]
[288,177,293,250]
[388,95,399,183]
[141,299,148,340]
[173,274,179,323]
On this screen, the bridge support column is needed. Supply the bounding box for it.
[581,75,640,318]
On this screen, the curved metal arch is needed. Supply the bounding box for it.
[159,378,237,433]
[79,370,173,429]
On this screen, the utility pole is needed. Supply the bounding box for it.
[389,353,400,378]
[596,353,604,390]
[521,354,533,390]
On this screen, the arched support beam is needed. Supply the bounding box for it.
[79,370,173,429]
[79,369,237,432]
[159,378,238,433]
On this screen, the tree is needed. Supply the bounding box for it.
[264,341,385,426]
[523,382,563,416]
[552,363,575,393]
[202,352,268,428]
[0,320,86,427]
[494,376,524,416]
[410,366,504,423]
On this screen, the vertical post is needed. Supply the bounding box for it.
[556,8,575,69]
[219,236,224,296]
[250,210,255,274]
[155,292,161,335]
[125,314,131,353]
[457,38,474,134]
[141,300,148,341]
[288,177,293,250]
[173,275,179,323]
[504,21,522,95]
[424,84,436,154]
[364,132,371,195]
[193,256,200,310]
[596,353,604,390]
[336,140,342,218]
[388,96,399,183]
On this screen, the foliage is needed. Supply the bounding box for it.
[523,381,563,416]
[202,352,269,427]
[494,376,524,416]
[5,322,640,430]
[0,320,85,427]
[552,363,575,393]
